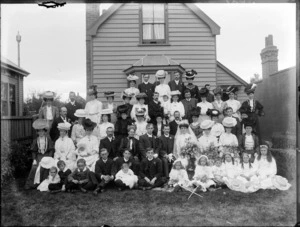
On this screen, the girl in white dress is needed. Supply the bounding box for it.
[131,93,150,122]
[219,117,239,152]
[198,120,218,153]
[197,88,213,124]
[209,109,225,140]
[71,109,86,145]
[225,86,241,121]
[134,108,148,139]
[97,109,114,140]
[154,70,171,103]
[124,75,140,105]
[37,167,60,192]
[169,90,185,122]
[212,87,227,122]
[222,152,238,183]
[54,122,77,171]
[168,160,190,190]
[85,85,102,124]
[191,155,215,192]
[211,158,225,188]
[115,163,138,190]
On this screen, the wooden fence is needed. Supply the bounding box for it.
[1,116,35,144]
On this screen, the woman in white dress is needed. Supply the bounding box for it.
[197,88,213,124]
[76,119,99,172]
[208,109,225,140]
[124,75,140,105]
[97,109,114,140]
[212,87,227,123]
[225,86,241,121]
[85,85,102,124]
[169,90,185,121]
[173,120,199,168]
[219,117,239,153]
[71,109,86,145]
[102,91,117,124]
[130,93,150,122]
[154,70,171,103]
[198,120,218,153]
[54,122,77,171]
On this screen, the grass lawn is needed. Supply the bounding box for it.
[1,176,296,226]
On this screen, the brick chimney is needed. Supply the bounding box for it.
[86,4,100,30]
[260,35,278,79]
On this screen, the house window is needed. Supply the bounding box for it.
[1,83,8,116]
[141,4,167,44]
[9,84,16,116]
[1,83,16,116]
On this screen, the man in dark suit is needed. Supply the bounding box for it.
[168,72,185,100]
[93,148,114,195]
[158,124,175,178]
[148,92,164,125]
[50,107,71,141]
[65,91,83,124]
[169,111,181,136]
[181,90,197,123]
[138,123,159,160]
[100,127,118,160]
[119,126,140,161]
[225,107,242,137]
[138,74,155,104]
[204,84,215,103]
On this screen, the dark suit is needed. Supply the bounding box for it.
[206,93,215,103]
[168,80,185,100]
[148,100,164,124]
[158,134,175,177]
[231,116,242,138]
[181,98,198,123]
[138,158,165,188]
[50,116,71,142]
[138,82,155,104]
[138,134,159,160]
[238,133,259,163]
[153,124,164,137]
[65,101,83,123]
[119,137,140,159]
[169,120,179,136]
[112,157,139,176]
[94,158,114,189]
[100,136,118,159]
[115,118,134,139]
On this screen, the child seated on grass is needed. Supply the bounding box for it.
[211,158,225,189]
[115,163,138,191]
[191,155,215,192]
[56,160,72,192]
[37,166,60,192]
[66,159,97,193]
[168,160,190,192]
[221,152,238,184]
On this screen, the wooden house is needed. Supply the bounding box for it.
[86,3,248,103]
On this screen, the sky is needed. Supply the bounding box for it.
[1,3,296,102]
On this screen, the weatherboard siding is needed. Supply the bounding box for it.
[91,3,217,103]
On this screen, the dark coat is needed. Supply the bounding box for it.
[181,98,198,123]
[169,120,179,136]
[115,118,134,138]
[139,158,162,180]
[238,133,260,154]
[138,82,155,104]
[38,105,59,121]
[153,123,164,137]
[65,101,83,123]
[100,136,119,159]
[68,168,96,184]
[31,136,55,163]
[119,137,140,159]
[95,158,114,179]
[138,134,160,160]
[50,116,71,141]
[158,134,175,158]
[184,84,200,101]
[148,100,164,124]
[112,157,139,176]
[116,103,133,119]
[231,116,242,138]
[206,93,215,103]
[58,169,72,185]
[168,80,185,99]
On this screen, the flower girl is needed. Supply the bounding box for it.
[37,166,60,192]
[168,160,190,191]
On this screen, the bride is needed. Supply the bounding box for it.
[173,119,199,168]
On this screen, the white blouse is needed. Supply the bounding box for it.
[225,99,241,113]
[198,134,218,152]
[77,135,99,156]
[169,101,185,121]
[245,135,255,150]
[155,84,171,103]
[46,106,53,120]
[169,169,190,186]
[193,165,214,179]
[161,100,171,115]
[222,162,238,179]
[197,101,213,116]
[98,122,114,140]
[210,122,225,138]
[211,165,224,177]
[54,136,76,161]
[71,124,86,144]
[237,163,257,178]
[219,133,238,147]
[135,121,147,139]
[254,156,277,177]
[85,99,103,124]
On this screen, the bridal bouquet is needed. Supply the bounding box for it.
[219,145,240,159]
[201,144,220,165]
[179,137,199,159]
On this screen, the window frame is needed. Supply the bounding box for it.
[139,4,169,45]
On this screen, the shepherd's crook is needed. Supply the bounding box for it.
[179,185,203,198]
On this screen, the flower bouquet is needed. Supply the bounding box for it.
[219,145,240,161]
[179,137,199,172]
[201,144,219,166]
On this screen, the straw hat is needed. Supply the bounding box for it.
[136,93,147,100]
[200,119,214,130]
[155,70,166,79]
[42,91,54,101]
[135,108,146,117]
[104,91,115,97]
[40,157,56,169]
[121,91,133,100]
[127,74,139,81]
[271,175,291,191]
[32,119,49,130]
[74,109,87,118]
[227,178,246,192]
[102,108,113,115]
[222,117,237,128]
[170,90,181,96]
[57,122,72,131]
[185,69,197,80]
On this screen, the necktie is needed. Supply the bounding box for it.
[129,138,133,150]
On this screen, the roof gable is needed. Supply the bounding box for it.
[1,56,30,77]
[217,61,248,86]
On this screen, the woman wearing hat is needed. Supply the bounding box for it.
[130,93,150,122]
[197,87,213,124]
[212,87,227,122]
[117,92,133,119]
[219,117,239,152]
[97,108,114,140]
[198,120,218,153]
[103,91,117,124]
[169,90,185,122]
[124,74,140,105]
[54,122,77,171]
[225,86,241,121]
[24,119,55,190]
[208,109,225,140]
[38,91,60,130]
[115,104,134,140]
[189,107,202,139]
[184,70,200,101]
[134,108,148,139]
[154,70,171,103]
[77,119,100,172]
[71,109,87,145]
[85,85,103,124]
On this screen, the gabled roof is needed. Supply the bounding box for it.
[87,3,220,36]
[217,61,248,86]
[1,56,30,77]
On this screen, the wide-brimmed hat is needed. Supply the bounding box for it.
[200,119,214,129]
[88,85,98,96]
[74,109,87,118]
[104,91,115,97]
[207,109,220,117]
[32,119,49,130]
[244,119,255,128]
[199,87,209,97]
[82,118,97,131]
[42,91,54,101]
[227,178,246,192]
[127,74,139,81]
[117,104,130,114]
[225,85,239,94]
[136,93,147,100]
[121,91,133,100]
[185,69,197,80]
[57,122,71,131]
[271,175,291,191]
[178,119,189,128]
[155,70,166,79]
[135,108,146,117]
[244,83,257,94]
[222,117,237,128]
[170,90,181,97]
[190,107,201,117]
[102,108,113,115]
[40,157,56,169]
[213,87,223,96]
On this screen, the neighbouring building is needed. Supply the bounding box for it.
[86,3,248,104]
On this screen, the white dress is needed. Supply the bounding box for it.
[37,174,60,192]
[192,165,215,189]
[124,87,140,105]
[222,161,238,181]
[197,101,213,124]
[168,169,190,187]
[198,134,218,153]
[219,133,238,150]
[155,84,171,103]
[235,163,260,193]
[115,169,138,189]
[225,99,241,120]
[161,100,171,116]
[98,122,114,140]
[54,136,77,171]
[85,99,103,124]
[211,164,225,183]
[254,156,277,189]
[77,135,99,172]
[134,121,147,140]
[169,101,185,121]
[131,103,149,121]
[210,122,225,138]
[71,124,86,145]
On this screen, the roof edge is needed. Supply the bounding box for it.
[217,61,248,86]
[1,62,30,77]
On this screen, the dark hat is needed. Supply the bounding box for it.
[207,109,220,117]
[117,104,129,114]
[88,85,98,96]
[213,87,223,96]
[155,112,164,119]
[82,118,97,131]
[225,85,239,94]
[190,107,201,117]
[104,91,115,97]
[199,87,209,97]
[122,92,133,100]
[136,93,147,100]
[243,119,255,128]
[185,69,197,80]
[244,83,257,94]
